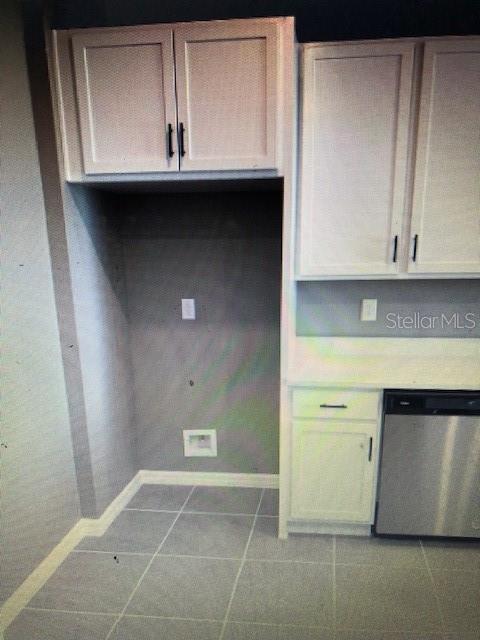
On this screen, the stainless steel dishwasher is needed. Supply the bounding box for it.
[376,390,480,538]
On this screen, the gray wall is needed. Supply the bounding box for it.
[21,1,138,517]
[0,0,80,604]
[297,281,480,338]
[118,191,282,473]
[60,186,137,515]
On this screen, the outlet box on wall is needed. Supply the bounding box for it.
[183,429,217,457]
[181,298,196,320]
[361,298,378,322]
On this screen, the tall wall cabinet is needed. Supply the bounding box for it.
[52,18,293,179]
[297,37,480,278]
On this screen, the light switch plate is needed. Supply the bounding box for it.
[361,298,377,322]
[181,298,195,320]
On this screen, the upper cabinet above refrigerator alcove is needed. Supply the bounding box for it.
[50,17,295,182]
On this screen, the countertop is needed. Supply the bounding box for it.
[286,337,480,390]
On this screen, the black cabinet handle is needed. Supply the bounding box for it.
[319,404,347,409]
[179,122,186,157]
[393,235,398,263]
[368,437,373,461]
[167,123,174,157]
[412,234,418,262]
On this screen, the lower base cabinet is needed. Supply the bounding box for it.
[291,419,378,523]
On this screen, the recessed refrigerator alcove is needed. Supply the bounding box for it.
[96,184,283,476]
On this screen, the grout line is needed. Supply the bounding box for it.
[124,508,277,518]
[221,619,334,630]
[22,605,443,636]
[218,488,265,640]
[419,539,447,638]
[184,510,276,518]
[332,535,337,639]
[72,549,153,557]
[334,625,445,635]
[103,485,197,640]
[69,552,333,566]
[24,606,119,617]
[124,508,180,513]
[23,607,332,630]
[122,613,222,622]
[154,554,333,565]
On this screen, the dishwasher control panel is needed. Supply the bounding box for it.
[384,390,480,415]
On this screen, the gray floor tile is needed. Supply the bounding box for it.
[432,570,480,632]
[422,539,480,572]
[114,616,221,639]
[76,510,176,553]
[335,536,424,568]
[184,487,262,514]
[223,622,333,639]
[229,560,334,627]
[258,490,279,516]
[161,513,254,558]
[125,555,239,619]
[444,634,480,640]
[5,609,116,640]
[247,517,333,563]
[336,564,441,633]
[126,485,194,511]
[29,552,150,613]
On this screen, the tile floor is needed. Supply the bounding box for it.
[5,485,480,639]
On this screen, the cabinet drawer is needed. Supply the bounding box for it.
[292,388,380,420]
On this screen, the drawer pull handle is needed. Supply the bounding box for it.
[319,403,347,409]
[368,437,373,461]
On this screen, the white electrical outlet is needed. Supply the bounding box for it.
[181,298,195,320]
[183,429,217,457]
[360,298,378,322]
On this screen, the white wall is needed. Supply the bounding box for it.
[0,0,81,604]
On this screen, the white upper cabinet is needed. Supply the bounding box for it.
[53,18,290,179]
[297,42,415,277]
[409,39,480,274]
[71,27,177,174]
[174,20,278,171]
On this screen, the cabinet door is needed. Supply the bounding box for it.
[173,20,278,171]
[291,420,377,522]
[71,27,177,174]
[297,42,415,277]
[409,39,480,274]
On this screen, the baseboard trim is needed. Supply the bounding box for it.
[139,470,279,489]
[288,520,372,537]
[0,470,278,631]
[0,520,86,632]
[82,473,142,537]
[0,472,142,632]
